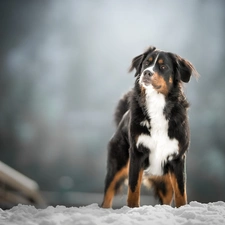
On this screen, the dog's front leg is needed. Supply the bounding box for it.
[169,155,187,207]
[127,151,144,208]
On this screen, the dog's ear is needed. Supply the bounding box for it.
[129,46,156,77]
[173,54,199,83]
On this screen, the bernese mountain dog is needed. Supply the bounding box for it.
[101,46,198,208]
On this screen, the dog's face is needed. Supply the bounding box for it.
[139,50,175,95]
[129,46,197,96]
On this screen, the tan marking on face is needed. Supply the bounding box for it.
[158,59,164,64]
[151,73,169,95]
[127,169,143,207]
[169,77,173,84]
[102,162,129,208]
[149,57,153,62]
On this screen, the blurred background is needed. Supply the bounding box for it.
[0,0,225,208]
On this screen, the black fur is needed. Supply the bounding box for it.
[102,46,198,208]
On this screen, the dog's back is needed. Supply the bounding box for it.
[114,91,132,127]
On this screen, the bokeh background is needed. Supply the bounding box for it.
[1,0,225,207]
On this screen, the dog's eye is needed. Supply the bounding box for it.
[144,61,149,67]
[160,65,167,70]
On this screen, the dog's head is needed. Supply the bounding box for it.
[129,46,198,95]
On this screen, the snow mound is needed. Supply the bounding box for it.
[0,201,225,225]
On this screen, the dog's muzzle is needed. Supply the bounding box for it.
[141,69,153,86]
[143,70,153,77]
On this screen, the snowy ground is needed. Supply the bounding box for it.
[0,201,225,225]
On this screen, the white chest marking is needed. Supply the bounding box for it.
[140,120,150,129]
[137,85,179,176]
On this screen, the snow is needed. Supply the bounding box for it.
[1,202,225,225]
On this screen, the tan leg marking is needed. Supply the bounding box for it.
[127,169,143,208]
[102,162,129,208]
[170,172,187,207]
[160,174,174,205]
[150,174,174,205]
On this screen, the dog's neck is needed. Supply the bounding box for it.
[133,83,166,120]
[144,85,166,122]
[134,81,188,119]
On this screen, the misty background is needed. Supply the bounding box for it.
[0,0,225,207]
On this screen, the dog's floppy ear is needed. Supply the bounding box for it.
[173,54,199,83]
[129,46,156,77]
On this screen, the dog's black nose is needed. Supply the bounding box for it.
[143,70,152,77]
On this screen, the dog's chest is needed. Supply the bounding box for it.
[136,88,179,176]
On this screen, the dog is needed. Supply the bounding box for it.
[101,46,198,208]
